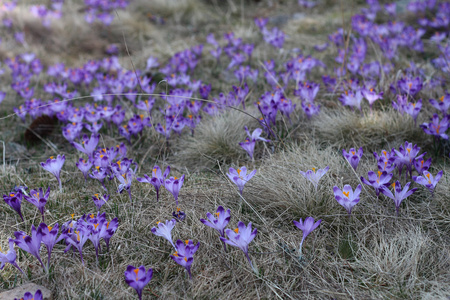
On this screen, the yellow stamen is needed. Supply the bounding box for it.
[392,182,396,188]
[71,213,75,219]
[134,268,139,280]
[215,212,220,217]
[90,214,94,218]
[440,96,444,102]
[94,224,99,229]
[312,168,316,173]
[50,156,54,159]
[234,228,239,233]
[184,257,188,262]
[173,251,178,257]
[9,193,14,197]
[343,191,350,198]
[185,240,189,245]
[378,171,382,177]
[75,230,80,242]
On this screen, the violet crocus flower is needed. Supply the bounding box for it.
[3,192,24,221]
[413,170,443,195]
[151,219,176,249]
[71,133,99,157]
[13,225,46,270]
[227,167,257,195]
[420,114,449,140]
[164,175,185,206]
[239,127,270,159]
[14,289,43,300]
[361,87,383,110]
[339,90,363,111]
[413,156,431,175]
[220,221,257,269]
[76,158,93,182]
[64,224,90,265]
[124,265,153,300]
[92,193,109,211]
[342,147,363,171]
[0,238,24,275]
[333,184,362,217]
[380,181,417,216]
[103,217,118,251]
[300,166,329,191]
[404,99,422,126]
[24,187,51,222]
[394,142,421,177]
[293,217,321,257]
[40,154,65,191]
[429,94,450,116]
[87,218,106,263]
[137,165,170,202]
[200,206,231,251]
[38,223,60,269]
[361,171,393,196]
[170,239,200,279]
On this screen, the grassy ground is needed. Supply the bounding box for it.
[0,0,449,299]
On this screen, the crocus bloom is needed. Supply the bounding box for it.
[38,223,60,269]
[76,158,93,182]
[137,165,170,202]
[221,221,257,269]
[227,167,256,195]
[170,239,200,279]
[40,154,65,191]
[361,87,383,110]
[413,170,443,194]
[342,147,363,171]
[24,187,50,222]
[3,192,24,221]
[0,238,24,274]
[172,207,186,222]
[124,265,153,300]
[413,156,431,175]
[420,114,449,140]
[394,142,421,177]
[239,127,270,159]
[200,206,231,251]
[293,217,321,256]
[87,218,106,263]
[71,133,99,157]
[14,289,43,300]
[64,224,90,265]
[333,184,362,216]
[13,225,46,270]
[151,219,176,249]
[404,99,422,125]
[361,171,393,196]
[381,181,417,216]
[164,175,185,206]
[103,217,119,251]
[299,166,329,191]
[429,94,450,116]
[92,193,109,211]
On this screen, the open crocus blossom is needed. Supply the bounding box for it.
[13,225,46,270]
[92,193,110,211]
[300,166,329,191]
[40,154,65,191]
[413,170,443,195]
[200,206,231,251]
[170,239,200,279]
[14,289,43,300]
[420,114,449,140]
[227,166,257,195]
[164,175,185,206]
[361,171,393,196]
[124,265,153,300]
[293,217,321,256]
[151,219,177,249]
[362,86,383,110]
[220,221,257,269]
[38,223,61,269]
[0,238,24,275]
[342,147,363,171]
[3,192,24,221]
[24,187,51,222]
[381,181,417,216]
[333,184,362,217]
[137,165,170,202]
[71,133,99,157]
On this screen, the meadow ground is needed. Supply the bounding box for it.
[0,0,449,299]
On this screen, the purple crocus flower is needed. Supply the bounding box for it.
[361,171,393,196]
[413,156,431,175]
[170,239,200,279]
[116,169,135,201]
[413,170,443,195]
[38,223,60,269]
[299,166,329,191]
[429,94,450,116]
[362,87,383,110]
[87,218,106,263]
[397,76,423,96]
[394,142,421,177]
[124,265,153,300]
[220,221,257,269]
[137,165,170,202]
[239,127,270,159]
[92,193,109,211]
[293,217,321,256]
[333,184,362,217]
[14,289,43,300]
[0,238,24,275]
[164,175,185,206]
[420,114,449,140]
[200,206,231,251]
[13,225,46,270]
[342,147,363,171]
[381,181,417,216]
[102,217,118,251]
[339,90,363,111]
[227,167,256,195]
[76,158,93,182]
[404,99,422,126]
[24,187,50,222]
[40,154,65,191]
[64,223,90,265]
[151,219,176,249]
[71,133,99,157]
[3,192,24,221]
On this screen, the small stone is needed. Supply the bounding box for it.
[0,282,52,300]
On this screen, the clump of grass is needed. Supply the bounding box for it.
[172,109,259,171]
[311,107,427,153]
